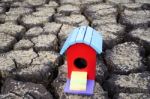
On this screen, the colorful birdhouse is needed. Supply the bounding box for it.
[60,26,102,95]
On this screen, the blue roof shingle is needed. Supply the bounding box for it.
[60,26,103,55]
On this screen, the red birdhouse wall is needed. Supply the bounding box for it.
[66,43,96,80]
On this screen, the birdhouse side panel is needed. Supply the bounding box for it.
[66,43,96,80]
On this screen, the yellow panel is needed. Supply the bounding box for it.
[70,84,86,91]
[71,71,87,79]
[70,71,87,91]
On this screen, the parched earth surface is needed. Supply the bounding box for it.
[0,0,150,99]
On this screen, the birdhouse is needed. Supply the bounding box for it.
[60,26,102,95]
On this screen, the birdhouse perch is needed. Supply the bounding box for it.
[60,26,103,95]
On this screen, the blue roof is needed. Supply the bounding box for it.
[60,26,103,55]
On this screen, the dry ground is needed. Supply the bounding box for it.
[0,0,150,99]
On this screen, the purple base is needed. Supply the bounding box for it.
[64,79,95,95]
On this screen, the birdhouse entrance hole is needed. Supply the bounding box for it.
[74,58,87,69]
